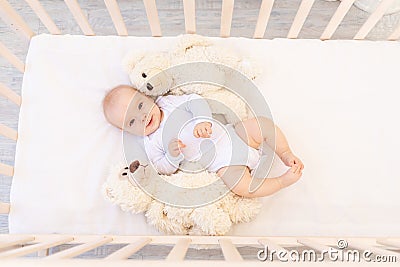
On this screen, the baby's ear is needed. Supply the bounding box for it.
[122,51,147,74]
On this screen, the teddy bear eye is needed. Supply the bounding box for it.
[142,73,147,78]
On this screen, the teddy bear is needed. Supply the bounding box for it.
[102,159,262,236]
[122,34,261,124]
[101,34,264,237]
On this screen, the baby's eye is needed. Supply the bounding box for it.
[138,102,143,110]
[129,118,135,127]
[142,73,147,78]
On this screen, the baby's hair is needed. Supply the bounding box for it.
[102,84,139,128]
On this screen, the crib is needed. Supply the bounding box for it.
[1,0,400,265]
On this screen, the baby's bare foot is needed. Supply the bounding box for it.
[277,165,302,189]
[280,150,304,170]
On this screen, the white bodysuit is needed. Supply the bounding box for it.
[144,94,262,175]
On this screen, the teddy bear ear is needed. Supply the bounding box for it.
[122,51,147,74]
[175,33,213,52]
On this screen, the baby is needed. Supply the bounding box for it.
[103,85,304,198]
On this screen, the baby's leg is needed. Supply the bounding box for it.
[233,116,303,185]
[235,116,303,168]
[216,165,301,198]
[234,116,291,157]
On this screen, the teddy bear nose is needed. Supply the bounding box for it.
[146,83,153,90]
[129,160,140,173]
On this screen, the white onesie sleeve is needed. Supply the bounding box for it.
[145,136,184,175]
[163,94,213,126]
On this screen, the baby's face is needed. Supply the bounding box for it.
[109,89,162,136]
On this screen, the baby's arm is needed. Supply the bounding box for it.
[182,94,214,138]
[152,149,183,175]
[146,140,184,175]
[178,94,214,125]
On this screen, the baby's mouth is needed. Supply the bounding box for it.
[146,115,153,127]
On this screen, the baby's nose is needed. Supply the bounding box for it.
[142,113,147,122]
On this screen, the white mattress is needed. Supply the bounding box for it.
[10,34,400,236]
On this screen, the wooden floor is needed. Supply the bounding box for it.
[0,0,399,256]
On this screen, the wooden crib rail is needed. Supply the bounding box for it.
[24,0,61,35]
[253,0,274,38]
[287,0,315,39]
[321,0,355,40]
[64,0,95,36]
[104,0,128,36]
[220,0,234,38]
[354,0,397,40]
[0,234,399,264]
[0,202,10,214]
[0,0,399,40]
[0,123,18,141]
[104,237,151,260]
[1,261,398,267]
[0,162,14,177]
[183,0,196,34]
[143,0,162,37]
[0,0,35,40]
[0,41,25,73]
[0,82,21,106]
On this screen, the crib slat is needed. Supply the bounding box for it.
[0,123,18,141]
[183,0,196,34]
[0,236,74,259]
[297,238,344,261]
[104,0,128,36]
[376,238,400,249]
[0,42,25,73]
[143,0,162,37]
[0,202,10,215]
[388,23,400,40]
[0,82,22,106]
[320,0,355,40]
[45,237,113,259]
[0,162,14,177]
[105,237,151,260]
[64,0,95,36]
[166,238,191,261]
[219,238,243,261]
[354,0,395,40]
[24,0,61,34]
[258,238,289,253]
[0,236,35,249]
[287,0,315,39]
[220,0,234,37]
[253,0,274,39]
[0,0,35,40]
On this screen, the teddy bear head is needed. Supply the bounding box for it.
[122,51,174,97]
[123,160,153,187]
[113,160,141,186]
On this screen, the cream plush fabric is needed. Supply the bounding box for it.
[10,34,400,236]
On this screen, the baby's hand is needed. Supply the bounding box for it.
[280,150,304,170]
[193,122,212,138]
[168,138,186,157]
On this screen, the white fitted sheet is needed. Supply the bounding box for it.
[9,34,400,236]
